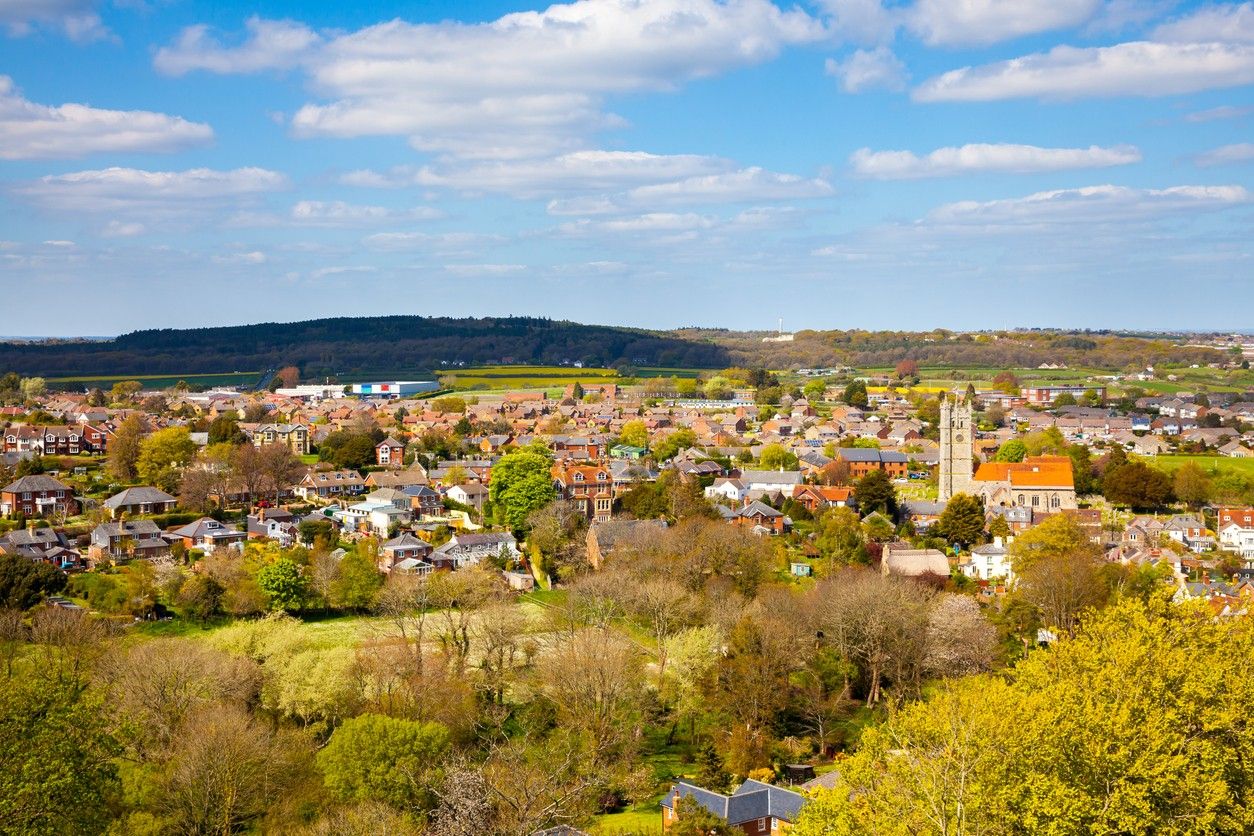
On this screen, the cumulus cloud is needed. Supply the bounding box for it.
[907,0,1101,46]
[1194,142,1254,166]
[913,41,1254,101]
[0,0,107,41]
[156,1,826,159]
[14,167,287,215]
[850,143,1141,179]
[927,184,1250,226]
[0,76,212,159]
[1152,2,1254,43]
[825,47,907,93]
[154,16,321,75]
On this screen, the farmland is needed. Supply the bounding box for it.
[46,371,264,391]
[1141,455,1254,479]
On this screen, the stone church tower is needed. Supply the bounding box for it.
[939,394,974,501]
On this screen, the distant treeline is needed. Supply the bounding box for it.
[0,317,731,379]
[0,316,1226,379]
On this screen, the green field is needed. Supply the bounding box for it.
[1142,455,1254,478]
[47,371,263,391]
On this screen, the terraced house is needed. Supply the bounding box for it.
[251,423,310,455]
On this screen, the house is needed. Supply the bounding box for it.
[89,519,169,562]
[431,532,519,570]
[401,484,444,518]
[881,542,950,579]
[2,425,86,456]
[365,469,428,490]
[376,437,406,468]
[339,500,410,537]
[551,462,614,522]
[0,525,81,569]
[102,486,178,519]
[251,423,310,455]
[1219,521,1254,560]
[1,475,78,517]
[901,500,945,532]
[960,537,1014,582]
[661,779,806,833]
[733,500,789,534]
[446,482,488,511]
[791,484,853,514]
[831,448,909,479]
[586,518,668,569]
[1163,514,1211,552]
[296,469,366,499]
[246,508,299,546]
[379,533,434,573]
[171,517,247,551]
[737,469,805,493]
[705,477,748,504]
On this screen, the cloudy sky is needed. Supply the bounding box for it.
[2,0,1252,335]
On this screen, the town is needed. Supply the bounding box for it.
[2,340,1254,834]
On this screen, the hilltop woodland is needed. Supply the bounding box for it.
[0,317,1225,380]
[4,458,1252,833]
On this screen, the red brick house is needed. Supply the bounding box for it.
[552,461,614,522]
[1,475,78,517]
[662,780,806,833]
[376,437,406,468]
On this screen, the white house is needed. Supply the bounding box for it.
[1220,522,1254,560]
[960,538,1015,583]
[704,477,747,503]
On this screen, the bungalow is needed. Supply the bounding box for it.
[737,469,805,493]
[102,486,178,519]
[661,779,806,833]
[901,500,945,532]
[171,518,247,551]
[246,508,299,546]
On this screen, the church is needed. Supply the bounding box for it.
[938,394,1077,511]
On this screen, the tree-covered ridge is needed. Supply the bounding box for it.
[0,316,1228,379]
[0,316,732,379]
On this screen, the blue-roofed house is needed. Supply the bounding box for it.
[660,778,807,833]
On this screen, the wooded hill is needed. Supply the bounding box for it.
[0,316,1225,380]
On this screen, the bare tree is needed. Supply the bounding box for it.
[924,594,997,678]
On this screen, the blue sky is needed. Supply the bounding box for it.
[1,0,1252,335]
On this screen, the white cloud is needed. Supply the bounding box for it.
[157,1,826,159]
[101,220,145,237]
[907,0,1101,46]
[310,265,377,280]
[1153,2,1254,43]
[0,76,212,159]
[154,16,321,75]
[1194,142,1254,166]
[1184,104,1254,122]
[289,200,442,225]
[927,184,1250,226]
[363,231,507,253]
[14,167,287,215]
[625,167,832,204]
[816,0,898,44]
[409,150,731,198]
[825,47,907,93]
[444,263,527,276]
[913,40,1254,101]
[850,143,1141,179]
[212,251,268,265]
[0,0,107,41]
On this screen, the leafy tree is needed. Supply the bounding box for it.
[1067,442,1097,495]
[18,376,46,401]
[758,443,798,470]
[0,554,66,610]
[257,558,308,612]
[109,379,143,405]
[207,413,246,445]
[1103,460,1174,510]
[842,380,868,408]
[894,359,919,380]
[853,469,897,519]
[994,439,1027,462]
[1052,392,1077,408]
[671,795,734,835]
[991,371,1020,395]
[431,396,467,414]
[176,574,224,622]
[137,426,197,492]
[317,714,450,812]
[0,675,120,835]
[1174,462,1213,508]
[815,507,867,567]
[793,599,1254,835]
[108,414,146,483]
[653,428,697,461]
[489,451,557,530]
[934,494,986,548]
[319,431,377,470]
[331,548,383,611]
[617,420,649,449]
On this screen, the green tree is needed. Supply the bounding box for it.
[842,380,868,408]
[617,419,649,449]
[317,714,450,812]
[18,377,46,401]
[994,439,1027,462]
[671,795,735,835]
[934,494,986,548]
[853,469,897,519]
[331,548,383,611]
[653,428,697,461]
[257,558,308,612]
[1173,462,1213,508]
[137,426,197,492]
[815,507,867,567]
[176,574,224,622]
[1103,460,1174,510]
[489,451,557,530]
[0,554,66,610]
[107,414,146,483]
[0,675,120,835]
[758,443,798,470]
[207,413,245,445]
[109,379,143,405]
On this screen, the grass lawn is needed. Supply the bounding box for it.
[590,807,663,835]
[1143,455,1254,478]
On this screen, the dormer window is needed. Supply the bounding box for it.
[573,472,584,482]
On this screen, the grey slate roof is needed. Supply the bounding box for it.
[103,486,177,510]
[2,475,72,494]
[660,779,806,825]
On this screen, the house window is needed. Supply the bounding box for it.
[573,472,584,482]
[758,818,767,832]
[1032,495,1039,507]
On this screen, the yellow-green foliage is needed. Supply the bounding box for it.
[794,598,1254,836]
